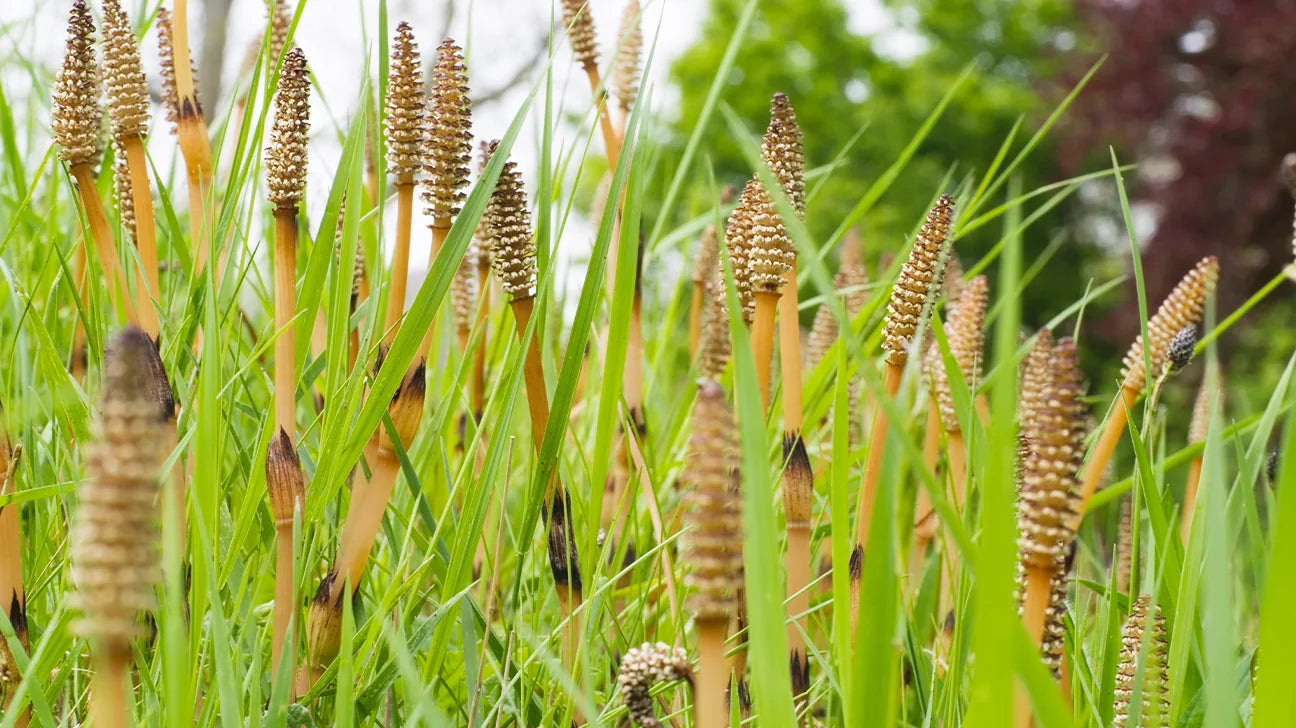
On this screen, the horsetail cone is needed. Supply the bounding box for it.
[744,183,795,293]
[450,251,479,333]
[683,379,743,622]
[482,141,537,299]
[612,1,643,110]
[1017,338,1088,570]
[112,146,135,237]
[265,428,305,527]
[421,39,472,223]
[1018,328,1054,441]
[1114,595,1170,727]
[384,23,425,181]
[561,0,599,69]
[882,194,954,366]
[697,273,732,379]
[265,48,310,209]
[1041,546,1075,680]
[1119,257,1218,391]
[305,571,343,668]
[1164,323,1198,374]
[101,0,150,143]
[761,93,805,218]
[806,259,869,368]
[931,275,988,432]
[726,179,761,321]
[71,327,168,657]
[618,642,692,728]
[1189,378,1216,444]
[693,225,719,286]
[943,252,965,304]
[269,0,292,64]
[51,0,102,166]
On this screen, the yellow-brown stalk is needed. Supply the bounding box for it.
[419,38,472,361]
[102,0,161,338]
[1070,257,1217,532]
[0,421,24,713]
[265,428,305,681]
[157,4,214,275]
[741,179,794,406]
[53,1,136,327]
[685,380,742,728]
[858,194,953,549]
[561,0,621,168]
[72,328,167,728]
[265,47,310,437]
[382,22,425,342]
[1180,378,1215,544]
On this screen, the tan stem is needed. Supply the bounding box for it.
[779,265,803,430]
[473,266,489,417]
[184,168,211,274]
[1180,456,1204,545]
[70,163,135,326]
[696,620,729,728]
[856,362,905,547]
[1021,567,1052,645]
[752,290,780,409]
[90,656,129,728]
[911,397,941,585]
[786,524,810,657]
[383,182,415,342]
[418,222,451,362]
[1068,386,1137,532]
[509,296,552,461]
[123,136,161,339]
[335,450,401,592]
[582,64,621,172]
[271,524,296,680]
[688,280,704,359]
[939,431,967,621]
[273,209,298,438]
[71,239,88,380]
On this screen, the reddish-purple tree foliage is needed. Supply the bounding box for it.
[1063,0,1296,346]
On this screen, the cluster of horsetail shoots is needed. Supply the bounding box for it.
[53,0,136,329]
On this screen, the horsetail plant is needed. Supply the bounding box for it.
[616,642,692,728]
[1070,257,1217,531]
[157,2,213,274]
[381,22,426,342]
[1113,595,1170,727]
[560,0,620,168]
[1180,377,1217,544]
[612,0,643,136]
[858,194,953,548]
[265,429,305,682]
[0,419,23,719]
[102,0,161,338]
[418,38,473,361]
[265,47,310,437]
[684,379,743,728]
[71,327,168,728]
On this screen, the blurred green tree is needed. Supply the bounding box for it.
[662,0,1101,338]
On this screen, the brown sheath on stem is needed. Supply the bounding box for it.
[273,210,299,437]
[266,428,305,681]
[158,4,213,275]
[783,435,813,690]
